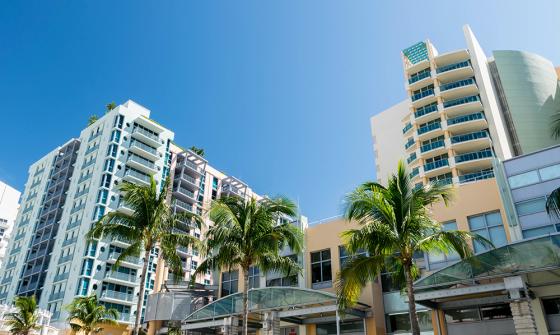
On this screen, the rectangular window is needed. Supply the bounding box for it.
[97,189,109,205]
[339,246,367,269]
[539,164,560,181]
[107,144,118,158]
[221,270,238,297]
[386,311,433,333]
[104,159,115,173]
[428,221,460,269]
[100,174,112,188]
[468,211,507,253]
[311,249,332,287]
[191,260,198,270]
[76,278,90,296]
[114,114,124,129]
[110,130,121,143]
[248,266,260,289]
[515,197,546,216]
[508,170,539,189]
[81,259,94,276]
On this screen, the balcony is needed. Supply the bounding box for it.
[70,203,86,215]
[455,148,493,172]
[413,103,439,123]
[58,253,74,264]
[423,159,450,178]
[431,177,453,186]
[82,159,96,169]
[77,173,92,184]
[10,246,21,255]
[446,112,487,133]
[117,313,132,323]
[74,187,89,199]
[48,291,65,301]
[66,220,82,230]
[178,172,198,190]
[123,169,151,186]
[6,261,17,269]
[126,154,157,175]
[131,127,162,148]
[84,144,99,156]
[175,199,194,213]
[107,252,142,268]
[439,77,478,100]
[450,130,491,152]
[129,140,160,161]
[22,206,33,215]
[53,272,69,282]
[458,169,495,184]
[88,131,102,142]
[407,152,418,165]
[1,276,11,284]
[417,122,442,140]
[409,167,420,180]
[404,138,416,151]
[62,237,78,247]
[407,70,432,90]
[420,140,446,158]
[14,231,26,241]
[410,89,436,108]
[100,290,134,304]
[442,95,483,118]
[402,122,413,135]
[30,179,41,189]
[174,186,196,202]
[182,159,204,175]
[436,60,473,82]
[117,201,135,216]
[104,271,138,285]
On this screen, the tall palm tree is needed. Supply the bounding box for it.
[336,161,492,335]
[66,295,119,335]
[5,296,40,335]
[87,177,202,335]
[547,110,560,217]
[192,196,304,335]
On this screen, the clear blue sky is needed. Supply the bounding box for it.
[0,1,558,222]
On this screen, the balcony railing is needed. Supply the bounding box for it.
[175,199,194,212]
[459,169,495,183]
[10,246,21,255]
[105,271,138,283]
[409,167,419,179]
[411,89,435,102]
[414,103,438,119]
[440,77,476,92]
[417,122,441,135]
[424,159,449,172]
[408,70,431,84]
[53,272,69,282]
[70,203,85,214]
[124,169,151,184]
[62,237,78,247]
[78,173,92,184]
[58,253,74,264]
[432,178,453,186]
[177,187,195,199]
[402,123,413,134]
[84,145,99,156]
[49,291,65,301]
[407,152,417,164]
[130,140,158,156]
[133,127,160,142]
[128,154,156,170]
[447,112,484,126]
[451,130,488,144]
[108,252,141,265]
[436,60,470,74]
[455,149,493,163]
[404,138,415,150]
[101,290,134,302]
[88,131,102,142]
[443,95,480,109]
[420,140,445,153]
[82,159,96,169]
[6,261,17,269]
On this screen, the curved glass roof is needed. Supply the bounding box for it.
[185,287,338,322]
[414,233,560,289]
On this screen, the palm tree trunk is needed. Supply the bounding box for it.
[133,248,151,335]
[242,267,250,335]
[404,263,421,335]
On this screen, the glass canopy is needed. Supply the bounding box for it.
[185,287,338,322]
[414,233,560,289]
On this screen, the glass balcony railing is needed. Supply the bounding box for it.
[108,251,141,264]
[105,271,138,283]
[130,140,158,156]
[440,77,476,92]
[101,290,134,302]
[447,112,484,126]
[455,149,493,163]
[124,169,151,183]
[411,89,435,102]
[408,70,431,84]
[414,103,438,119]
[78,173,92,184]
[175,199,194,212]
[53,272,69,282]
[133,127,160,142]
[407,152,417,164]
[443,95,480,108]
[431,178,453,186]
[404,138,415,150]
[420,140,445,153]
[402,122,413,134]
[58,253,74,264]
[424,159,449,172]
[177,187,195,199]
[88,131,102,142]
[459,169,495,184]
[436,60,470,74]
[409,167,419,179]
[180,173,197,185]
[48,291,65,301]
[451,130,488,144]
[417,122,441,135]
[84,145,99,156]
[128,154,156,170]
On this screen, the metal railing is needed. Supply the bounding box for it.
[440,77,476,91]
[436,60,470,74]
[424,159,449,172]
[459,169,495,183]
[451,130,488,144]
[105,271,138,283]
[48,291,65,301]
[409,167,420,179]
[404,138,415,150]
[128,154,156,170]
[53,272,69,282]
[84,145,99,156]
[402,123,413,134]
[124,169,151,183]
[130,140,158,156]
[107,252,141,264]
[417,122,441,135]
[420,140,445,153]
[414,103,438,118]
[443,95,480,108]
[447,112,484,126]
[455,149,493,163]
[411,89,434,102]
[133,127,159,142]
[407,152,417,164]
[101,290,134,302]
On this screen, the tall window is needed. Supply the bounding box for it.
[104,158,115,172]
[428,221,460,269]
[248,266,260,289]
[468,211,507,253]
[311,249,332,287]
[221,270,238,297]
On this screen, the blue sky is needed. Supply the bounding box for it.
[0,1,558,221]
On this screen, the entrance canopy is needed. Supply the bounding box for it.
[414,233,560,290]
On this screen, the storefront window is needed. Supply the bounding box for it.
[386,311,433,333]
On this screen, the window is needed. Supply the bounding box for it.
[508,170,539,189]
[97,189,109,205]
[444,304,512,323]
[515,197,546,216]
[468,211,507,253]
[107,144,118,158]
[114,115,124,129]
[539,164,560,181]
[110,130,121,143]
[248,266,260,289]
[100,174,112,188]
[543,298,560,315]
[339,246,366,269]
[76,278,90,296]
[104,159,115,173]
[191,260,198,270]
[81,259,94,276]
[386,311,432,333]
[266,275,297,287]
[428,221,460,269]
[311,249,332,287]
[317,320,365,335]
[93,205,105,221]
[221,270,238,297]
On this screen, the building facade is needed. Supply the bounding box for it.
[0,182,20,269]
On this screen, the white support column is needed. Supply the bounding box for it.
[335,310,340,335]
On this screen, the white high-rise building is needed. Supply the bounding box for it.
[0,182,20,269]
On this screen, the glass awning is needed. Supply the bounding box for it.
[185,287,338,322]
[414,233,560,289]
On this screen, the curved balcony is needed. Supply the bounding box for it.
[413,103,439,123]
[402,122,413,135]
[450,130,491,152]
[442,95,483,118]
[407,152,418,165]
[405,59,430,75]
[107,252,142,268]
[404,138,416,152]
[407,69,432,90]
[446,112,487,133]
[420,140,447,159]
[174,186,197,203]
[409,167,420,180]
[458,169,495,184]
[417,122,443,141]
[410,89,437,108]
[439,77,478,100]
[454,148,493,172]
[436,60,474,82]
[423,159,451,178]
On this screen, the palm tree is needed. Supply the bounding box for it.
[551,108,560,139]
[5,296,40,335]
[189,146,205,157]
[87,177,202,335]
[87,115,98,126]
[192,196,304,335]
[105,102,117,114]
[336,161,492,335]
[546,110,560,217]
[66,295,119,335]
